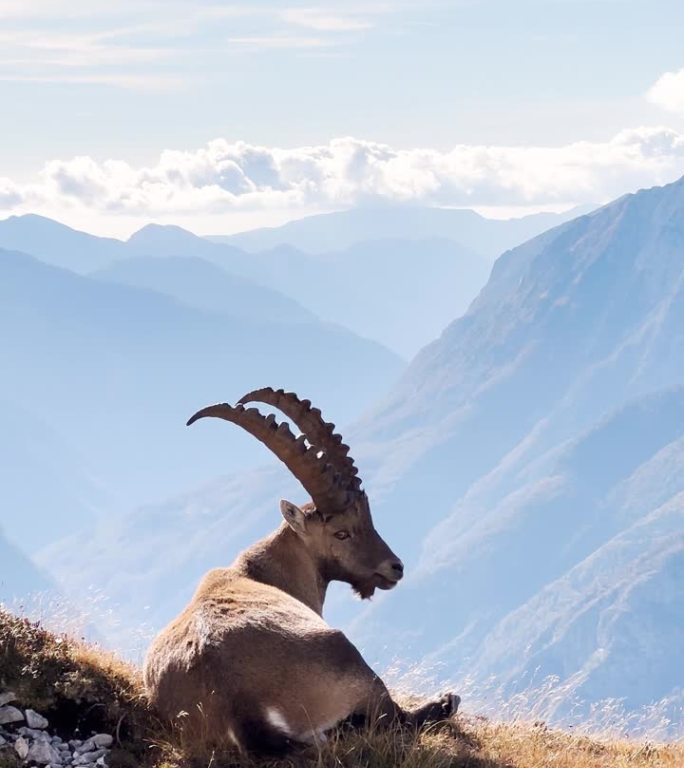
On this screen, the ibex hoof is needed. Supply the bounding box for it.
[439,692,460,718]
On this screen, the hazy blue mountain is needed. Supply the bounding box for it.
[125,225,491,356]
[0,399,107,549]
[0,247,402,522]
[0,526,53,605]
[40,177,684,729]
[0,214,127,272]
[209,205,590,257]
[1,214,495,356]
[126,222,244,262]
[92,255,316,324]
[228,238,492,356]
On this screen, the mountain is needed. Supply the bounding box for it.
[0,214,127,272]
[1,214,495,356]
[125,225,492,356]
[40,177,684,730]
[0,247,402,530]
[0,526,53,604]
[341,177,684,722]
[0,399,107,548]
[92,255,316,325]
[225,238,492,356]
[209,205,590,257]
[126,222,243,261]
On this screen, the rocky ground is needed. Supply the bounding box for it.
[0,693,113,767]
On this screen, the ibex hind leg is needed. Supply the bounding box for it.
[234,716,295,757]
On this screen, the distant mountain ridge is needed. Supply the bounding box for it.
[0,214,126,272]
[208,205,588,256]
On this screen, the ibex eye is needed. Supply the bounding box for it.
[334,531,350,541]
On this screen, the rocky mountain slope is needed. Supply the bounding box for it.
[346,177,684,725]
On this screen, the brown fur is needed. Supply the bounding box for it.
[144,405,459,755]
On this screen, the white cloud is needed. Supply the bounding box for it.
[281,8,372,32]
[0,25,182,90]
[0,72,184,91]
[1,127,683,235]
[647,68,684,116]
[228,34,334,50]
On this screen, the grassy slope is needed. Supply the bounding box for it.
[0,609,681,768]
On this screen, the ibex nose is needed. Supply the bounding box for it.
[390,560,404,579]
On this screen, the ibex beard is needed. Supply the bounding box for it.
[143,387,460,755]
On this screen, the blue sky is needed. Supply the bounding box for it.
[1,0,684,235]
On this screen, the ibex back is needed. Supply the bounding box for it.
[144,388,459,754]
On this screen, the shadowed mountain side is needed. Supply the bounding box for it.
[92,255,316,325]
[0,247,402,522]
[209,205,588,256]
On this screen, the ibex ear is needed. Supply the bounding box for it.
[280,499,307,535]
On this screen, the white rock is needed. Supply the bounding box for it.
[0,733,6,746]
[73,750,105,765]
[0,692,16,707]
[89,734,113,749]
[95,759,107,767]
[15,735,30,759]
[28,740,62,765]
[26,709,49,729]
[0,705,24,725]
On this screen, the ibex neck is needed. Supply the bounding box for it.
[234,523,328,615]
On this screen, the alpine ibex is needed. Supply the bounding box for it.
[144,388,459,754]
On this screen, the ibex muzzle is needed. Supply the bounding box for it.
[144,388,458,755]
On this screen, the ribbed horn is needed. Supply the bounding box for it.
[187,402,350,509]
[237,387,361,491]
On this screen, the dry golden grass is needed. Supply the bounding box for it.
[1,609,682,768]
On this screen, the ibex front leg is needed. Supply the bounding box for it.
[335,634,459,732]
[356,675,460,729]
